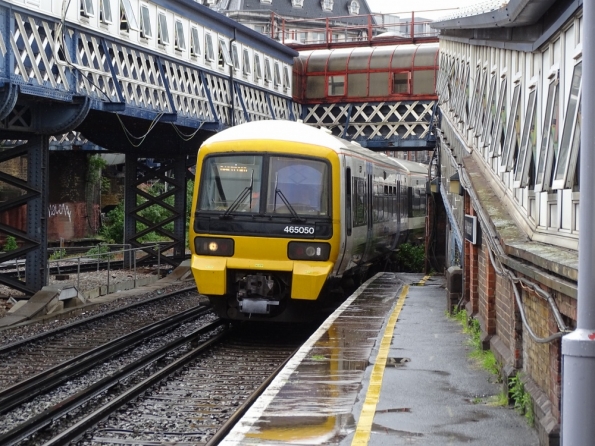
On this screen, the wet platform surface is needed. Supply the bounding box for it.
[220,272,539,445]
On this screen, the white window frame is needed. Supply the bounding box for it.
[190,27,201,57]
[514,85,538,188]
[157,12,169,45]
[80,0,94,18]
[100,0,112,24]
[481,74,497,147]
[283,65,291,90]
[489,77,507,157]
[242,48,251,76]
[321,0,334,12]
[292,0,304,7]
[348,0,359,15]
[231,43,240,71]
[120,0,139,31]
[254,53,262,80]
[264,57,272,83]
[218,38,232,67]
[174,20,186,51]
[139,4,152,39]
[535,75,559,192]
[500,81,522,173]
[552,60,582,190]
[205,33,215,62]
[260,0,272,3]
[273,62,281,87]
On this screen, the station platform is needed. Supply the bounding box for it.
[220,272,539,445]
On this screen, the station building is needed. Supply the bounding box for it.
[431,1,582,443]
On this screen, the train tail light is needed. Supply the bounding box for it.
[288,242,330,261]
[195,237,234,256]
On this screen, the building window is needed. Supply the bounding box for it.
[218,38,232,68]
[321,0,334,12]
[328,75,345,96]
[231,44,240,71]
[489,78,507,157]
[174,20,186,51]
[157,12,169,45]
[283,66,291,90]
[139,5,152,39]
[514,87,538,188]
[535,78,559,192]
[274,62,281,87]
[392,72,409,94]
[292,0,304,7]
[501,82,522,172]
[552,61,582,190]
[254,53,262,80]
[80,0,94,18]
[264,58,272,83]
[100,0,112,23]
[242,48,251,76]
[348,0,359,15]
[190,27,201,57]
[120,0,139,31]
[205,33,215,62]
[260,0,272,3]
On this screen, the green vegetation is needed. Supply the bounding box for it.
[3,236,18,252]
[100,180,194,245]
[448,308,500,377]
[49,249,66,260]
[85,244,113,261]
[510,373,534,426]
[393,243,425,272]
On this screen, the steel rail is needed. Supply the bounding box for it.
[0,319,227,446]
[205,348,297,446]
[41,327,230,446]
[0,302,210,415]
[0,285,197,353]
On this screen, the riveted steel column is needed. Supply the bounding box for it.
[172,157,187,261]
[561,0,595,443]
[25,136,49,290]
[124,155,139,268]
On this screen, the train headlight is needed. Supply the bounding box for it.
[288,242,330,261]
[195,237,234,256]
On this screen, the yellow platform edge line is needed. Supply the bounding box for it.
[418,274,431,286]
[351,284,410,446]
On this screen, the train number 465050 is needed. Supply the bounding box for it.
[283,226,315,234]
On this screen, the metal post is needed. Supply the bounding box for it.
[561,0,595,443]
[107,251,110,293]
[134,250,137,287]
[157,244,161,278]
[77,256,80,292]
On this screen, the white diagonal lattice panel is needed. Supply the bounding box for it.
[163,61,214,122]
[74,31,119,101]
[10,13,71,90]
[237,84,271,121]
[203,73,231,125]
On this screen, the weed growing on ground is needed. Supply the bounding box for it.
[510,373,534,427]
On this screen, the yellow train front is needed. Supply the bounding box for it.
[189,120,343,322]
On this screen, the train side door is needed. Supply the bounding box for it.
[363,163,374,262]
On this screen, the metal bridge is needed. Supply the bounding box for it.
[0,0,439,296]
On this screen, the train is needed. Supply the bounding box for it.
[189,120,427,322]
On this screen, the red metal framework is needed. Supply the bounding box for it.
[268,11,442,50]
[293,43,439,104]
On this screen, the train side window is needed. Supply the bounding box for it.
[353,177,367,226]
[346,168,352,236]
[393,72,410,94]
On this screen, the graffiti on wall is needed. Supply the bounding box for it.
[48,203,72,222]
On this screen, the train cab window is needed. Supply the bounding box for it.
[190,27,201,57]
[199,155,263,213]
[266,157,330,216]
[328,75,345,96]
[393,72,410,94]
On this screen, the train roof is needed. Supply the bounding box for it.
[203,120,429,173]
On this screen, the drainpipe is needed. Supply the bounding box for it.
[561,0,595,444]
[230,28,236,127]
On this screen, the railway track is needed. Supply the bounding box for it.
[0,311,308,445]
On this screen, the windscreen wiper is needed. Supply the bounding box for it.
[221,171,254,218]
[273,174,305,223]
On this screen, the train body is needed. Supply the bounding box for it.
[189,120,427,321]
